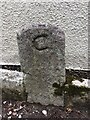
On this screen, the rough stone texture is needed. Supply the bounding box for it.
[17,24,65,106]
[0,1,88,69]
[0,69,23,90]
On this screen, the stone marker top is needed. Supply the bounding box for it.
[17,24,65,37]
[17,24,65,74]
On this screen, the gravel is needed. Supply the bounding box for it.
[2,100,89,119]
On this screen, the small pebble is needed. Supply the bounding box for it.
[9,103,12,106]
[0,114,2,117]
[66,108,72,112]
[13,109,18,112]
[8,111,12,115]
[3,101,7,104]
[21,113,23,115]
[61,116,63,118]
[18,114,22,118]
[77,110,81,113]
[12,112,17,116]
[8,116,11,119]
[42,110,47,116]
[19,106,23,109]
[35,110,39,113]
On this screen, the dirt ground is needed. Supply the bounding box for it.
[2,100,90,119]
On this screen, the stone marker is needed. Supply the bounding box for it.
[17,24,65,106]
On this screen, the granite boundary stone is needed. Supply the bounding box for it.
[17,24,65,106]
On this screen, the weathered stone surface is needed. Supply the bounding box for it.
[17,24,65,106]
[0,69,23,90]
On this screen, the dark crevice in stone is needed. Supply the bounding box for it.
[66,69,90,79]
[0,65,21,72]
